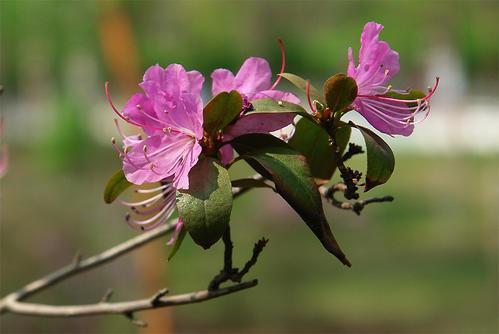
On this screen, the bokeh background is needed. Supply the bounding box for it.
[0,1,497,333]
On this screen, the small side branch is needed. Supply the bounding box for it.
[342,143,364,162]
[321,183,394,215]
[234,238,268,281]
[209,228,268,291]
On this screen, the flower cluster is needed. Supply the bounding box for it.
[106,42,298,241]
[105,21,437,262]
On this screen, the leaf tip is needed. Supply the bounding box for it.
[364,178,379,192]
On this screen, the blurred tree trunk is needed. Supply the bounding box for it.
[99,4,173,333]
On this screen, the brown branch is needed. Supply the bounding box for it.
[327,126,360,200]
[1,280,257,318]
[0,180,260,319]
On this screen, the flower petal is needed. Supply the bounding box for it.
[218,143,235,166]
[122,93,160,134]
[349,22,399,94]
[211,68,236,96]
[224,112,295,139]
[123,133,200,186]
[234,57,272,95]
[139,64,204,132]
[252,89,300,104]
[354,97,414,136]
[167,218,184,246]
[172,140,202,189]
[161,93,204,139]
[187,70,205,96]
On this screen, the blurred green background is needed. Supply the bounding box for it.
[0,1,497,333]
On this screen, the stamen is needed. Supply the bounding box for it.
[306,80,316,113]
[270,38,286,91]
[127,203,172,226]
[113,118,128,140]
[143,145,153,164]
[359,77,440,104]
[105,82,141,127]
[125,197,176,231]
[121,192,165,207]
[110,137,124,156]
[135,184,169,194]
[112,137,143,169]
[150,163,163,176]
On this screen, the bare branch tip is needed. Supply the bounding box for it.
[71,251,83,267]
[100,288,113,303]
[124,312,148,328]
[150,288,169,305]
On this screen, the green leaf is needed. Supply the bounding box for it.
[203,90,243,136]
[289,118,351,181]
[232,134,351,266]
[279,73,325,105]
[176,157,233,249]
[251,98,316,122]
[231,178,273,190]
[168,227,187,261]
[323,74,358,113]
[103,169,132,204]
[350,122,395,191]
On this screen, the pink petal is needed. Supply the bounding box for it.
[171,140,202,189]
[167,218,184,246]
[347,47,356,77]
[123,133,200,186]
[355,97,414,136]
[139,64,205,132]
[349,22,400,94]
[233,57,272,95]
[122,93,160,134]
[211,69,236,96]
[187,70,205,96]
[161,93,204,139]
[224,112,295,139]
[123,134,143,148]
[218,143,235,166]
[252,89,300,104]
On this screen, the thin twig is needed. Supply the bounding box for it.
[320,183,394,215]
[342,143,364,162]
[99,288,114,303]
[233,238,269,281]
[208,229,268,291]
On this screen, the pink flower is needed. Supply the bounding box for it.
[347,22,438,136]
[106,64,204,189]
[211,42,300,164]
